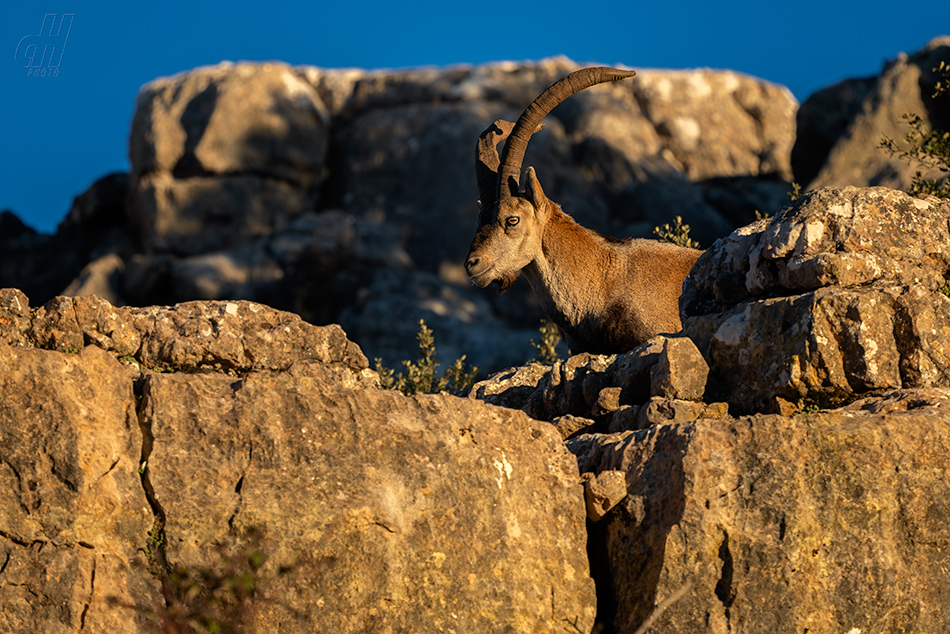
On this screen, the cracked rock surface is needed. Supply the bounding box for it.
[682,186,950,413]
[464,182,950,632]
[0,344,159,632]
[0,291,595,633]
[569,389,950,633]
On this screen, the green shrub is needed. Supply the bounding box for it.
[153,539,268,634]
[787,181,802,201]
[124,527,288,634]
[530,319,567,364]
[654,216,700,249]
[880,61,950,199]
[375,320,478,396]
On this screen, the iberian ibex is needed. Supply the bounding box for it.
[464,67,703,354]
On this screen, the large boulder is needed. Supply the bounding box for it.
[568,389,950,633]
[681,186,950,413]
[795,36,950,190]
[0,289,596,633]
[129,62,332,255]
[141,368,595,632]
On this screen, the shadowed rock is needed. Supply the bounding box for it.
[568,392,950,633]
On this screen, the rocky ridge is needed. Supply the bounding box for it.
[4,40,948,376]
[0,290,595,633]
[4,174,950,631]
[2,38,950,633]
[468,182,950,632]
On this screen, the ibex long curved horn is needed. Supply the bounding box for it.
[496,66,636,200]
[475,119,544,218]
[475,120,516,217]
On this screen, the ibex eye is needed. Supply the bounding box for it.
[505,216,520,227]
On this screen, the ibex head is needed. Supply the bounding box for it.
[464,67,636,292]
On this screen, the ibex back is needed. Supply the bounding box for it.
[464,67,702,354]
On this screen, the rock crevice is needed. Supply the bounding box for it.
[0,291,596,633]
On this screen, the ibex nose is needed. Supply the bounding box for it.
[465,255,480,272]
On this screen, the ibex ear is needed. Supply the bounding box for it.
[524,167,549,215]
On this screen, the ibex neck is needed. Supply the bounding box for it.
[523,208,610,329]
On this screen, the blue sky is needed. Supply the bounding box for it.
[2,1,948,234]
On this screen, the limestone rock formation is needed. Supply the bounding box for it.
[681,186,950,413]
[794,36,950,191]
[0,289,596,633]
[129,62,331,256]
[3,55,804,376]
[141,368,595,632]
[569,389,950,633]
[0,344,159,633]
[470,334,722,428]
[0,289,369,379]
[5,39,950,634]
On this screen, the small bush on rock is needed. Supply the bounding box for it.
[787,181,803,201]
[120,528,289,634]
[530,319,568,364]
[375,320,478,396]
[654,216,700,249]
[880,61,950,199]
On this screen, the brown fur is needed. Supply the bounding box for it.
[466,167,702,354]
[465,67,700,354]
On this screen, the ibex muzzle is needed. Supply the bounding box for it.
[464,67,703,354]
